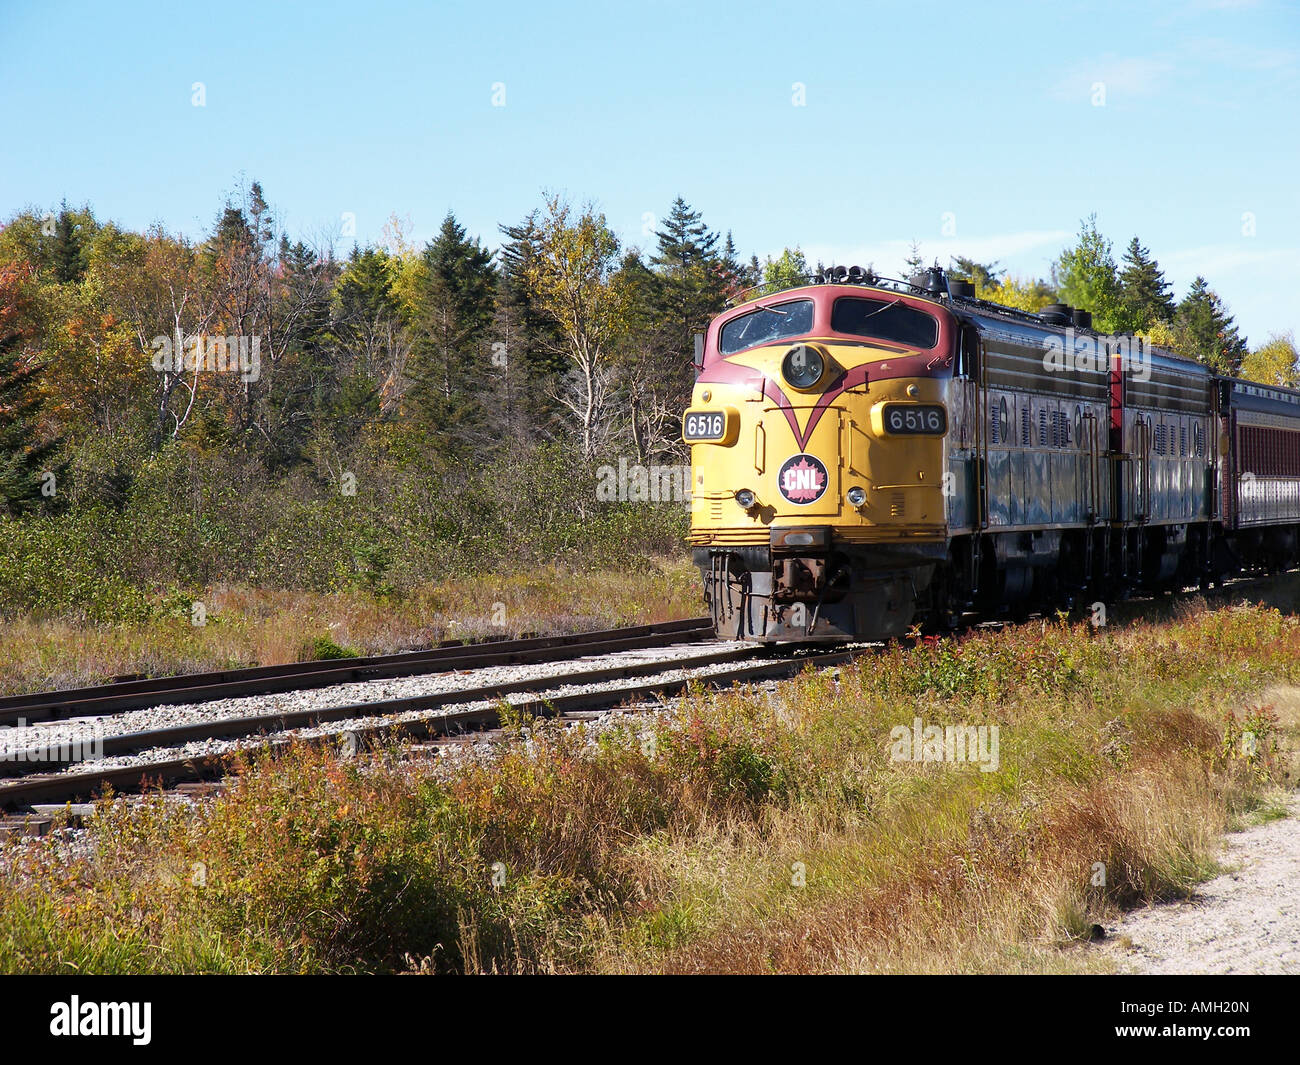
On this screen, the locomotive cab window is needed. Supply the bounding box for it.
[718,299,815,355]
[831,298,939,349]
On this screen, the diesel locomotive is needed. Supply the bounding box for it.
[684,266,1300,641]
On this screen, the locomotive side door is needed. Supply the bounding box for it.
[951,322,986,533]
[1133,414,1152,522]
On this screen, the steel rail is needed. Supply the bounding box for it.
[0,647,859,809]
[0,643,763,774]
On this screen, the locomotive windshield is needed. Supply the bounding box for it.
[719,299,814,355]
[831,297,939,349]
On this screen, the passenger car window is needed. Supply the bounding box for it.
[718,300,815,355]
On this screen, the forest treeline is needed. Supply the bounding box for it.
[0,185,1294,619]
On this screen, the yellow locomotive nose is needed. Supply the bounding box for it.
[686,281,956,641]
[686,350,949,638]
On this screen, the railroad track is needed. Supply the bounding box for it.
[0,616,715,727]
[0,618,862,815]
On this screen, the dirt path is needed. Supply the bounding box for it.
[1102,795,1300,974]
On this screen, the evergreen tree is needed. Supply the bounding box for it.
[1116,236,1175,331]
[210,182,272,256]
[52,203,86,284]
[212,200,255,253]
[653,197,718,269]
[0,332,62,517]
[498,210,566,381]
[329,242,401,425]
[650,198,727,364]
[408,213,497,455]
[1175,277,1248,376]
[484,265,544,450]
[902,240,924,282]
[248,181,274,248]
[265,235,337,462]
[335,246,400,327]
[320,245,409,448]
[490,210,580,449]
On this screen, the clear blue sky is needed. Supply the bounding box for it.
[2,0,1296,345]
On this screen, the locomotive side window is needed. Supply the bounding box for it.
[831,298,939,349]
[956,324,981,377]
[719,299,815,355]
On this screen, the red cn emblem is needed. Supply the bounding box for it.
[778,454,829,505]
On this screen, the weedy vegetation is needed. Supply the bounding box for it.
[0,556,699,696]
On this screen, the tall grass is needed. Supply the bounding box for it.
[0,558,700,696]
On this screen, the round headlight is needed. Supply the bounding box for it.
[782,344,825,390]
[735,489,756,509]
[847,486,867,507]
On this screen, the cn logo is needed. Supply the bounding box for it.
[778,454,829,505]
